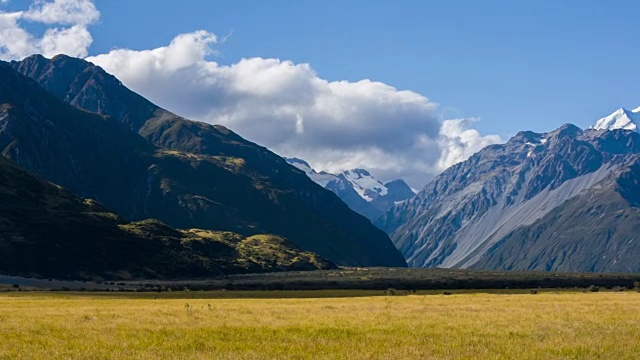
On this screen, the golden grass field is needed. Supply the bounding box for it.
[0,290,639,359]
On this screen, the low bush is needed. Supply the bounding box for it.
[385,288,397,296]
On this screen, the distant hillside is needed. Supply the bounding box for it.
[0,156,333,280]
[4,55,406,268]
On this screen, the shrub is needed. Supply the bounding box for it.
[529,289,538,295]
[385,288,397,296]
[588,285,600,292]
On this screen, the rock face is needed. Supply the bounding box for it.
[378,123,640,272]
[2,55,407,268]
[286,158,415,221]
[0,155,335,280]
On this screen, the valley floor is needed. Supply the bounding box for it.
[0,291,639,359]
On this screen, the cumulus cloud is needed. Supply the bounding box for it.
[0,0,97,59]
[437,118,502,171]
[0,1,501,189]
[23,0,98,25]
[87,31,501,188]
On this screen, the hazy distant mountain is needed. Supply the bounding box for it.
[378,119,640,273]
[286,158,415,221]
[0,155,334,280]
[2,55,406,268]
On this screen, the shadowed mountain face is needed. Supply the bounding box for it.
[4,55,406,268]
[0,155,334,280]
[378,125,640,272]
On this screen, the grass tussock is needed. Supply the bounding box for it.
[0,291,639,359]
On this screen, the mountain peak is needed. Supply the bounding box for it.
[591,107,640,133]
[383,179,416,200]
[50,53,79,61]
[548,123,582,138]
[510,130,545,145]
[284,158,415,220]
[21,53,47,63]
[340,169,387,200]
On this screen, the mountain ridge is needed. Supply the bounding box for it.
[378,122,640,272]
[4,54,407,268]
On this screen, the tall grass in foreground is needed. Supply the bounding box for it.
[0,291,639,359]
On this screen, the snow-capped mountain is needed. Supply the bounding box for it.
[286,158,415,221]
[377,123,640,273]
[591,107,640,132]
[340,169,389,201]
[285,158,339,187]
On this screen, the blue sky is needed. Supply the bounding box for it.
[86,0,640,137]
[0,0,638,186]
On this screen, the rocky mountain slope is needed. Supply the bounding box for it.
[378,117,640,272]
[286,158,414,221]
[0,155,333,280]
[2,55,406,267]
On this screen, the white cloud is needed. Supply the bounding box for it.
[0,0,97,59]
[0,12,36,58]
[39,25,92,57]
[87,31,501,188]
[23,0,98,25]
[437,118,502,172]
[0,1,501,189]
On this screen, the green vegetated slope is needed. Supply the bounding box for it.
[0,155,333,280]
[3,55,406,267]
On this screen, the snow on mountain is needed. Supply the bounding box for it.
[286,157,313,172]
[591,107,640,132]
[285,158,415,221]
[286,157,339,187]
[341,169,388,202]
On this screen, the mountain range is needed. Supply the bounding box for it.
[286,158,415,221]
[1,52,638,277]
[0,54,407,272]
[378,115,640,272]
